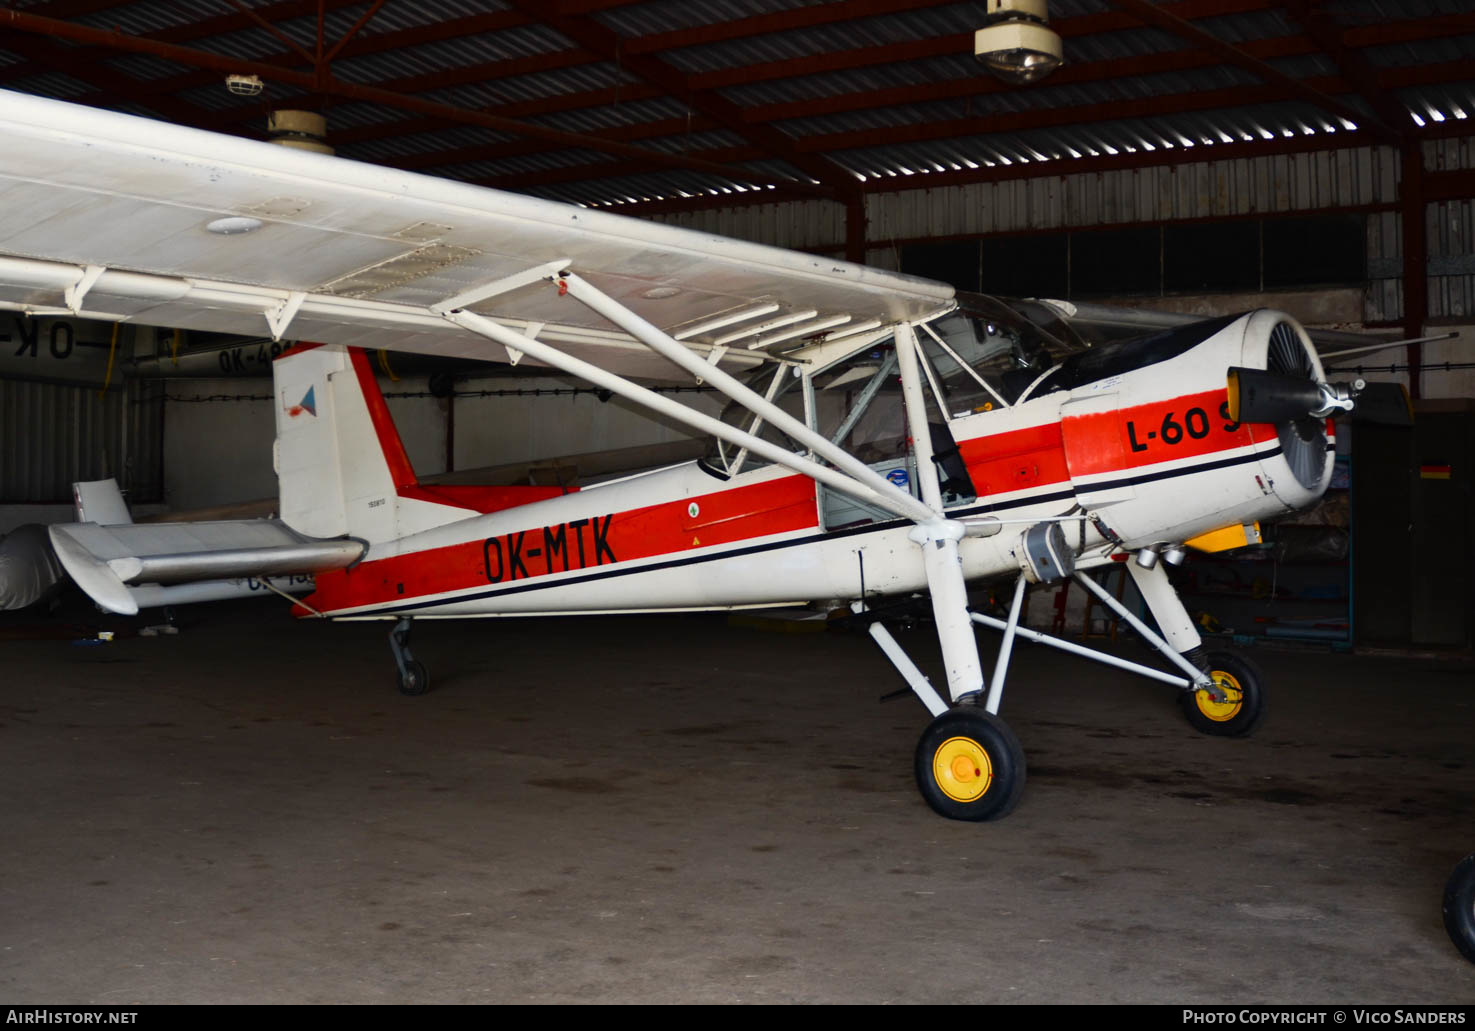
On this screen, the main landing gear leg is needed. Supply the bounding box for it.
[880,323,1026,822]
[389,616,430,696]
[864,531,1028,823]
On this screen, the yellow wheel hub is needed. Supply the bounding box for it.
[1194,670,1244,722]
[932,736,994,803]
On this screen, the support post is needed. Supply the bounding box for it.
[1402,142,1427,399]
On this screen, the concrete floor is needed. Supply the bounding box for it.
[2,599,1473,1004]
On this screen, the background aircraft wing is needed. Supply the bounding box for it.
[0,91,953,382]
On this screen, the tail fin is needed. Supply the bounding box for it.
[273,345,446,543]
[72,478,133,525]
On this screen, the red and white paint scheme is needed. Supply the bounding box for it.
[3,88,1360,820]
[278,309,1332,626]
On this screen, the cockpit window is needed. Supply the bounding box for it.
[917,294,1082,414]
[706,345,910,477]
[702,293,1090,478]
[708,364,805,476]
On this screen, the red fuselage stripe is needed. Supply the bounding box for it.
[301,385,1278,616]
[304,473,820,614]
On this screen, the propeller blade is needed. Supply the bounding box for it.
[1349,381,1413,427]
[1226,366,1323,424]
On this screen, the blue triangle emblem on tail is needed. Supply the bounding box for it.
[298,386,316,417]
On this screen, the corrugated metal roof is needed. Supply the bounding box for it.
[0,0,1468,210]
[596,0,823,39]
[1368,34,1475,68]
[331,23,577,86]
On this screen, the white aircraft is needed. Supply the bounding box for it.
[0,90,1366,821]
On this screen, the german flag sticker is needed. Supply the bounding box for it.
[1420,464,1452,480]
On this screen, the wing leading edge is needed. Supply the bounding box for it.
[0,90,953,381]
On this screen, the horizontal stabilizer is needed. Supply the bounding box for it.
[49,519,363,615]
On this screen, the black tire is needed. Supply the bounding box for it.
[1443,854,1475,964]
[1179,649,1265,737]
[397,659,430,696]
[914,707,1026,821]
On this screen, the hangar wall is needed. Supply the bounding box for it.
[649,137,1475,401]
[159,372,723,513]
[649,144,1399,263]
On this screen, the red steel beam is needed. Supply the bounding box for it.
[0,6,832,197]
[501,0,861,198]
[1282,0,1414,139]
[321,10,1472,159]
[1106,0,1398,142]
[794,57,1473,156]
[356,56,1472,193]
[1426,168,1475,203]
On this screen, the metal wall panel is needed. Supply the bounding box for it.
[1428,136,1475,172]
[645,199,845,252]
[1429,197,1475,319]
[0,377,162,504]
[1366,208,1403,323]
[638,141,1465,326]
[867,145,1399,244]
[642,144,1409,255]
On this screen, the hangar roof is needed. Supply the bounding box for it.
[0,0,1470,213]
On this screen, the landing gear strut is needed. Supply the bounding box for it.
[389,616,430,696]
[864,556,1271,820]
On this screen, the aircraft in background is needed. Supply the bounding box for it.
[0,90,1376,821]
[0,479,311,614]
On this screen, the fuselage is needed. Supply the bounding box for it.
[299,309,1334,620]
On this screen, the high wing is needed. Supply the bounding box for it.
[0,89,957,612]
[0,90,952,382]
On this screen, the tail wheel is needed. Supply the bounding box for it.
[1444,855,1475,964]
[397,659,430,696]
[914,707,1026,821]
[1179,650,1265,737]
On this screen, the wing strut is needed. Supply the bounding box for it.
[438,305,920,521]
[553,271,937,525]
[439,266,988,706]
